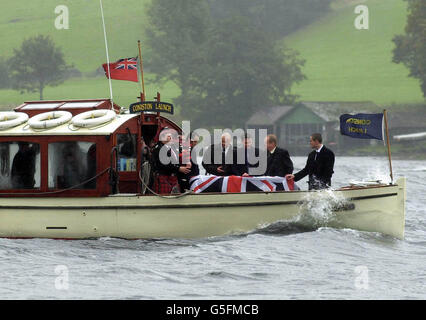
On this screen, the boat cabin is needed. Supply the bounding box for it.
[0,99,181,197]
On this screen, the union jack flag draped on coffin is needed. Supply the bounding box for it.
[189,175,299,193]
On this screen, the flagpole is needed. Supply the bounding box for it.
[383,109,394,184]
[138,40,146,101]
[100,0,114,109]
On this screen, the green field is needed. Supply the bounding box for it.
[0,0,182,113]
[0,0,424,111]
[285,0,424,105]
[0,0,151,72]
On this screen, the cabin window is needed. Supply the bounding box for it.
[0,142,41,190]
[48,141,97,189]
[117,134,137,172]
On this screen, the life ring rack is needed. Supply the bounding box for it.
[71,109,117,128]
[0,112,29,130]
[28,111,73,129]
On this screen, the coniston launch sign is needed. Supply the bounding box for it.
[129,101,174,115]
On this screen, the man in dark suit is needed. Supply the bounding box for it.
[264,134,293,177]
[286,133,335,190]
[238,133,262,176]
[202,132,245,176]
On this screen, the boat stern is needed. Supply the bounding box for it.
[395,177,406,240]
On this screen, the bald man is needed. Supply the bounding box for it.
[202,133,245,176]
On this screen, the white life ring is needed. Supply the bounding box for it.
[71,110,117,128]
[0,112,29,130]
[28,111,72,129]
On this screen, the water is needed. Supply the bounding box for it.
[0,156,425,299]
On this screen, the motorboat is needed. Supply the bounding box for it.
[0,98,406,240]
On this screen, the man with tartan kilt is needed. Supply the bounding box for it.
[151,129,191,194]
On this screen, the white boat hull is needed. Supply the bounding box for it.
[0,178,406,240]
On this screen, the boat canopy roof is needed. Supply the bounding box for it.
[14,98,120,114]
[0,98,139,136]
[0,113,138,136]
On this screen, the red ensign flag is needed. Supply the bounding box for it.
[102,57,138,82]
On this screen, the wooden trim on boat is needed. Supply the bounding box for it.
[349,192,398,201]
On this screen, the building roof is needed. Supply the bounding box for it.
[301,101,378,122]
[387,109,426,129]
[246,104,329,126]
[246,106,294,125]
[245,100,426,130]
[301,102,426,130]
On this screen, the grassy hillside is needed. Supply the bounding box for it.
[0,0,423,112]
[0,0,182,114]
[285,0,424,105]
[0,0,151,72]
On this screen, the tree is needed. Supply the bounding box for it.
[8,35,72,100]
[0,58,10,89]
[179,17,306,128]
[393,0,426,98]
[146,0,211,98]
[146,0,306,128]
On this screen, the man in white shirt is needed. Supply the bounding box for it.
[286,133,335,190]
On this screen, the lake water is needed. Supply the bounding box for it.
[0,157,425,299]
